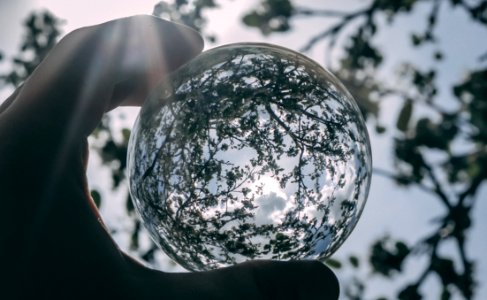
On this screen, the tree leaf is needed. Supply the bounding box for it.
[325,258,342,269]
[349,255,360,268]
[396,99,413,132]
[90,189,102,208]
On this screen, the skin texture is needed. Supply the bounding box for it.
[0,16,339,300]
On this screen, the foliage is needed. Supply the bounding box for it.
[0,11,62,87]
[127,44,370,271]
[1,0,486,299]
[152,0,219,42]
[237,0,486,299]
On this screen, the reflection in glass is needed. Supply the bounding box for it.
[127,43,372,271]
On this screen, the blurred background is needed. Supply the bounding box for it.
[1,0,486,299]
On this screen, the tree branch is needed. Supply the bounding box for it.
[458,174,484,206]
[373,167,440,198]
[421,162,452,209]
[294,7,352,18]
[299,7,371,52]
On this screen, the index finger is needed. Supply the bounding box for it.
[1,15,203,141]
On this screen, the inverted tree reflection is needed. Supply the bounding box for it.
[128,44,371,271]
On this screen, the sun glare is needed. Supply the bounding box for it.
[254,175,287,199]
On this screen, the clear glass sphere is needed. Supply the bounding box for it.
[127,43,372,271]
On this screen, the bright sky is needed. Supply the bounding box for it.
[1,1,486,299]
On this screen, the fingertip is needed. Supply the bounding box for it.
[301,260,340,300]
[248,260,340,300]
[132,15,204,69]
[153,16,205,57]
[89,15,204,70]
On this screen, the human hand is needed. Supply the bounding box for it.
[0,16,338,299]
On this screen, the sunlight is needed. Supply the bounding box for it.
[253,175,287,200]
[37,0,157,30]
[250,175,293,226]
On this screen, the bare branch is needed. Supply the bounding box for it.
[294,7,352,18]
[458,175,484,206]
[373,167,441,197]
[421,162,452,209]
[299,7,371,52]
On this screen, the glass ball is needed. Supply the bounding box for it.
[127,43,372,271]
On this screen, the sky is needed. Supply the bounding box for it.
[1,0,486,299]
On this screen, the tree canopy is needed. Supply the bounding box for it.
[1,1,486,299]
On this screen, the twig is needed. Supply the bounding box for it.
[299,7,371,52]
[294,7,352,18]
[421,162,452,209]
[458,175,484,206]
[373,167,440,197]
